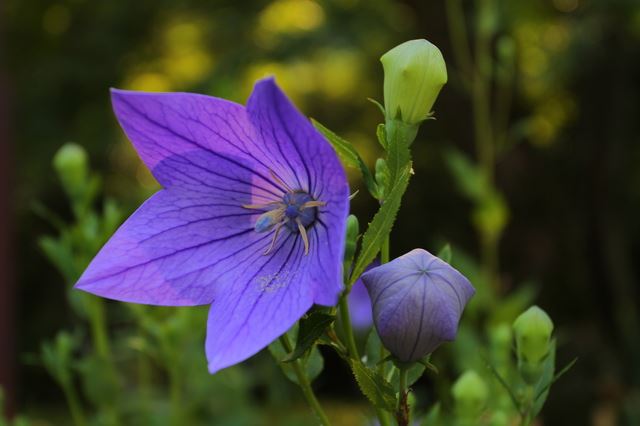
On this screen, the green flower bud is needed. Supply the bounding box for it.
[344,215,359,263]
[513,306,554,384]
[381,39,448,125]
[53,143,88,197]
[452,370,488,419]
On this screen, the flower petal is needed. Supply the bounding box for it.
[205,236,313,373]
[75,185,264,305]
[111,89,289,199]
[247,78,349,306]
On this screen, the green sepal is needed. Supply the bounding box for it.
[365,332,427,388]
[376,123,388,150]
[283,312,336,363]
[311,119,379,198]
[367,98,385,117]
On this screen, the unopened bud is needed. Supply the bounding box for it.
[53,143,88,197]
[381,39,447,125]
[452,370,488,419]
[513,306,554,384]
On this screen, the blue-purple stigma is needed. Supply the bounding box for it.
[242,185,324,256]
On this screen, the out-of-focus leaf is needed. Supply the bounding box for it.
[531,339,557,417]
[283,312,335,362]
[41,331,79,387]
[38,236,77,284]
[437,243,452,263]
[445,149,488,202]
[421,402,441,426]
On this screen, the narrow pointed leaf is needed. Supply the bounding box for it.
[312,119,378,197]
[283,312,336,362]
[349,165,411,284]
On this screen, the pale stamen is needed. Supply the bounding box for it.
[269,170,294,193]
[242,201,282,210]
[296,218,310,256]
[264,222,284,255]
[300,200,326,209]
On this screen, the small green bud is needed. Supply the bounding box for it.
[452,370,488,419]
[381,39,448,125]
[344,215,359,263]
[513,306,554,384]
[53,143,88,197]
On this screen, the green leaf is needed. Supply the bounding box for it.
[437,243,452,263]
[445,149,488,202]
[534,357,577,405]
[268,328,324,384]
[531,339,557,417]
[351,361,397,412]
[421,402,441,426]
[349,165,411,284]
[385,129,411,193]
[486,360,522,415]
[283,312,335,362]
[312,119,378,197]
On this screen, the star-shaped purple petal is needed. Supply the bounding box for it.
[361,249,475,362]
[75,78,349,373]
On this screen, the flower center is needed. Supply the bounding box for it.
[282,192,317,231]
[242,189,325,256]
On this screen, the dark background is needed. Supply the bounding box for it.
[3,0,640,424]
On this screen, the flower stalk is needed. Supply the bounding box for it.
[279,334,331,426]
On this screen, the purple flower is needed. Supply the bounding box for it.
[75,78,349,373]
[347,261,379,331]
[361,249,474,363]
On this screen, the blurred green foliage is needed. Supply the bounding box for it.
[5,0,640,424]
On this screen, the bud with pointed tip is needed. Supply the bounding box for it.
[361,249,474,362]
[513,305,554,384]
[381,39,448,126]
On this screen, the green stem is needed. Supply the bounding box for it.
[397,367,410,426]
[381,237,390,264]
[445,0,474,81]
[89,298,111,359]
[338,295,360,361]
[279,335,331,426]
[61,382,86,426]
[169,364,183,426]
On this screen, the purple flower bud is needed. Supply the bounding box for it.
[361,249,475,362]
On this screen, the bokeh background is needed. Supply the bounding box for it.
[3,0,640,425]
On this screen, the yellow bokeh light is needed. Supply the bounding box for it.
[258,0,325,34]
[125,72,172,92]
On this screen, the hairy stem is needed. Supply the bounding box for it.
[279,335,331,426]
[396,367,410,426]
